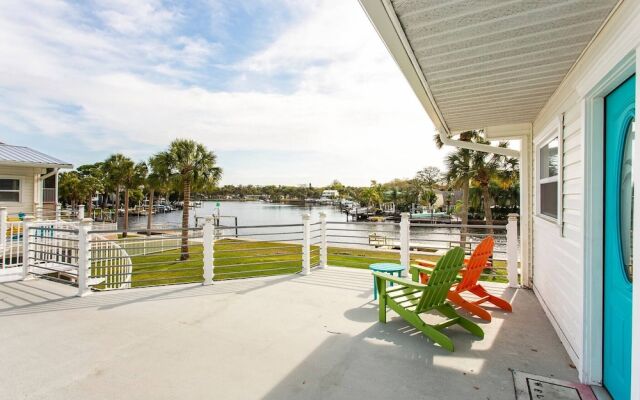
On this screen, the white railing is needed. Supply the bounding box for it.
[1,218,23,269]
[26,219,81,284]
[90,233,132,290]
[8,210,521,295]
[119,234,182,257]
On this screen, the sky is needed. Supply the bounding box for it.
[0,0,442,186]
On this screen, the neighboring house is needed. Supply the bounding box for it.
[360,1,638,399]
[321,189,339,198]
[0,143,72,216]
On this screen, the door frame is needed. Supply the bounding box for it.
[583,49,638,394]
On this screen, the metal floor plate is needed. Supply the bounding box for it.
[513,371,597,400]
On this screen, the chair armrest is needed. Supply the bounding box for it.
[410,264,434,274]
[415,259,436,267]
[410,264,435,283]
[372,271,426,290]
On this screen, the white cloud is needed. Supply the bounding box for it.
[0,0,440,185]
[96,0,180,35]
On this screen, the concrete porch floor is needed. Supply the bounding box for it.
[0,267,577,400]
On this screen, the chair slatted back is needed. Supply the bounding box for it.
[417,247,465,312]
[456,236,494,292]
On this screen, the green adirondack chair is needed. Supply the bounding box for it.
[373,247,484,351]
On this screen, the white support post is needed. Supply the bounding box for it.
[0,207,7,268]
[319,212,327,269]
[302,213,311,275]
[77,204,85,221]
[203,216,214,285]
[506,213,520,288]
[77,218,92,297]
[55,203,62,221]
[400,212,410,276]
[22,216,35,280]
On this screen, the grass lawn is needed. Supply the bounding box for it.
[118,238,508,288]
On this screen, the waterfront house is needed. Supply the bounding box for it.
[0,143,72,216]
[359,0,639,398]
[321,189,340,199]
[3,2,640,399]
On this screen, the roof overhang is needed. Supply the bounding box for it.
[359,0,620,139]
[0,161,72,170]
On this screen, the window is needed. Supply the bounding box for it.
[539,137,559,219]
[0,178,20,202]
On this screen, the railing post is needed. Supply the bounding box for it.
[302,213,311,275]
[0,207,6,268]
[319,212,327,269]
[77,204,85,220]
[56,203,62,221]
[203,216,214,285]
[400,212,410,276]
[506,213,519,288]
[77,218,92,297]
[22,216,35,280]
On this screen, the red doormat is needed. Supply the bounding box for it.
[512,371,597,400]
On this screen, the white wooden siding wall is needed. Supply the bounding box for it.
[0,166,35,215]
[532,103,584,367]
[528,2,640,383]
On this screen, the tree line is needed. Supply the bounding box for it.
[59,139,221,260]
[59,131,518,255]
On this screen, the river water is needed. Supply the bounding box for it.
[122,200,506,255]
[126,200,345,228]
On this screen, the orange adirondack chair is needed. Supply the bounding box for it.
[411,236,512,321]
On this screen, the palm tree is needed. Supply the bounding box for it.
[59,171,83,208]
[103,154,134,226]
[469,139,510,230]
[435,130,485,242]
[145,155,171,233]
[154,140,222,260]
[78,175,103,217]
[121,162,148,237]
[77,163,105,217]
[443,148,473,242]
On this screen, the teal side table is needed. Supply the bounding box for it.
[369,263,405,300]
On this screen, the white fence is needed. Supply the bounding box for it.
[5,211,521,296]
[1,219,24,269]
[89,233,132,290]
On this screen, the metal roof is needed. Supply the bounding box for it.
[0,143,72,169]
[360,0,620,134]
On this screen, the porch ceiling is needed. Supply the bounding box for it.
[361,0,619,134]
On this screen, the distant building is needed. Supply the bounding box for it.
[0,143,72,216]
[321,190,339,199]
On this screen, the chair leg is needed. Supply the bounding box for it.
[469,285,513,312]
[377,276,386,323]
[438,304,484,339]
[447,291,492,321]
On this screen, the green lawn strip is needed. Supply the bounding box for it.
[328,246,508,283]
[214,239,301,280]
[122,238,508,287]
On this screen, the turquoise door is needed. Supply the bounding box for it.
[604,75,635,400]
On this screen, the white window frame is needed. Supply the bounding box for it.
[0,176,22,204]
[535,117,563,226]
